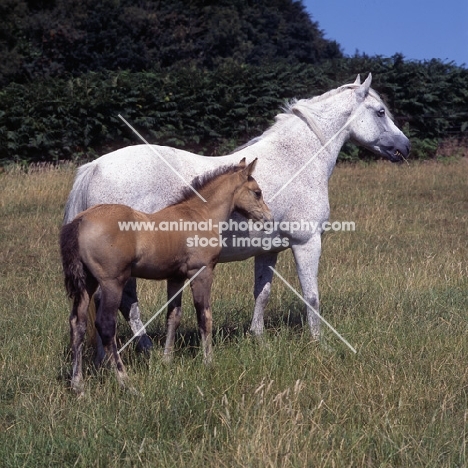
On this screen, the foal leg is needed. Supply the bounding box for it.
[91,288,106,368]
[250,252,278,336]
[190,269,214,365]
[69,277,97,394]
[163,278,184,363]
[69,292,90,395]
[95,281,129,388]
[119,277,153,353]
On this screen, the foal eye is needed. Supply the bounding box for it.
[253,190,262,199]
[377,109,385,117]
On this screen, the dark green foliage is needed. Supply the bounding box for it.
[345,54,468,138]
[1,56,468,164]
[0,0,466,164]
[0,64,323,163]
[0,0,341,85]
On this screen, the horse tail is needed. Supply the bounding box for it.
[60,218,87,302]
[63,161,97,224]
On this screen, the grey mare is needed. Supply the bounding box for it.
[63,74,410,357]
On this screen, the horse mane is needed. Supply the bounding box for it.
[171,163,241,205]
[234,82,391,152]
[286,83,392,117]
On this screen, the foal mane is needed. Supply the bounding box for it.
[171,163,242,205]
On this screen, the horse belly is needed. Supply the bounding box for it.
[218,230,288,262]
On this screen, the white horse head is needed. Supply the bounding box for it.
[289,73,409,163]
[347,74,410,161]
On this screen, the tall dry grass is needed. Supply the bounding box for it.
[0,159,467,467]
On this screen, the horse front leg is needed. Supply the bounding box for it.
[189,268,214,365]
[291,236,322,340]
[119,277,153,353]
[163,278,184,363]
[250,252,278,336]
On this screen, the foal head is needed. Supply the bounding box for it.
[232,158,272,222]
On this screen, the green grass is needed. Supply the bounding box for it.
[0,159,467,467]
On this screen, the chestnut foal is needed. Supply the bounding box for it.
[60,158,271,394]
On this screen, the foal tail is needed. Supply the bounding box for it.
[60,218,87,302]
[60,217,98,347]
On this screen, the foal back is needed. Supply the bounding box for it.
[76,203,194,282]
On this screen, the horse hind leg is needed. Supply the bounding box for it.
[95,281,129,389]
[251,253,278,336]
[119,277,153,354]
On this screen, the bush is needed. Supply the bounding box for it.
[1,57,467,164]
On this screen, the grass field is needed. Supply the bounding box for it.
[0,159,467,467]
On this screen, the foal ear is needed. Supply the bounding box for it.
[355,73,372,102]
[353,74,361,85]
[238,157,247,168]
[246,158,258,176]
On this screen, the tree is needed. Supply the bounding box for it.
[0,0,342,84]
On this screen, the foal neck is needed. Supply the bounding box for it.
[182,172,241,222]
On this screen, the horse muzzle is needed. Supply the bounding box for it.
[377,132,411,162]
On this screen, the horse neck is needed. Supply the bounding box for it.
[235,90,355,180]
[287,91,356,177]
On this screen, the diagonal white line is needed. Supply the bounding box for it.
[269,266,357,353]
[118,266,206,354]
[267,108,361,203]
[118,114,207,203]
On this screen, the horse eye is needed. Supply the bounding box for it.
[378,109,385,117]
[254,190,262,199]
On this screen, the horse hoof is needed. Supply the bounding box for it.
[136,334,153,354]
[203,355,214,367]
[162,352,174,365]
[71,380,85,397]
[320,340,336,354]
[249,324,265,338]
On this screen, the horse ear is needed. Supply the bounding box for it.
[238,157,247,168]
[355,73,372,102]
[246,158,258,176]
[353,74,361,85]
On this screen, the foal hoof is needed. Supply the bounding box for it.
[93,348,107,369]
[124,385,143,397]
[135,334,153,354]
[70,380,85,397]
